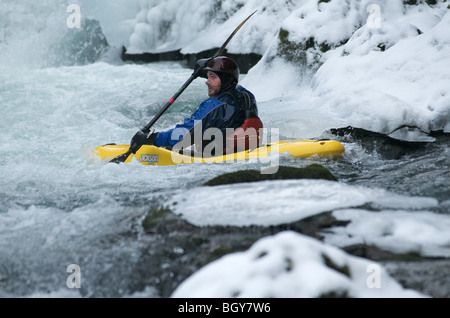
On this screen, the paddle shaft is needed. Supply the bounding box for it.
[142,74,196,134]
[142,10,257,134]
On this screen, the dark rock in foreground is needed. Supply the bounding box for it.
[140,207,347,297]
[139,206,448,298]
[134,164,448,298]
[204,164,338,186]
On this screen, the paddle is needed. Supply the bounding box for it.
[110,10,257,164]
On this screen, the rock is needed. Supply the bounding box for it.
[204,164,338,186]
[138,208,347,297]
[277,27,349,69]
[121,46,262,74]
[330,126,429,159]
[383,259,450,298]
[138,203,445,297]
[50,18,109,66]
[343,244,425,262]
[142,207,196,235]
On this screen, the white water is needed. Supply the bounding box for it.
[0,0,449,298]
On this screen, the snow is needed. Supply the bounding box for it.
[172,231,425,298]
[113,0,298,55]
[310,9,450,136]
[169,179,438,227]
[325,209,450,258]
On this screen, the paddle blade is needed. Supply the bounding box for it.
[214,10,257,57]
[110,151,131,164]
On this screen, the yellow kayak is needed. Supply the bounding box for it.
[94,139,345,166]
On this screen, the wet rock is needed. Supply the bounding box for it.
[138,208,348,297]
[121,46,262,74]
[204,164,338,186]
[142,207,196,235]
[50,18,109,66]
[342,243,450,298]
[276,27,348,70]
[330,126,429,159]
[343,244,425,262]
[182,49,262,74]
[382,260,450,298]
[137,204,448,297]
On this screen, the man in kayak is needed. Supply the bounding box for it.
[129,56,263,156]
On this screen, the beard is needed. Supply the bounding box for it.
[207,84,221,96]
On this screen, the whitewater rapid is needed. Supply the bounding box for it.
[0,0,449,298]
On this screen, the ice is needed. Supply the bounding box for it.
[169,179,438,227]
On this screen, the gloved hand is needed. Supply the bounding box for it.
[129,130,158,154]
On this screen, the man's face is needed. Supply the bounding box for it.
[206,71,221,96]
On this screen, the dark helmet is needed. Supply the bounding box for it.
[196,56,240,82]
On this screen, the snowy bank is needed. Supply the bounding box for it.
[311,3,450,137]
[118,0,296,55]
[242,0,450,139]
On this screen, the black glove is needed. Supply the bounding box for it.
[193,58,210,77]
[129,130,158,154]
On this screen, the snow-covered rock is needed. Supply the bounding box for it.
[172,231,425,298]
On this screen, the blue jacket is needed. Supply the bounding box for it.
[154,85,258,150]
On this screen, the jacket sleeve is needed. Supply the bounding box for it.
[154,98,224,148]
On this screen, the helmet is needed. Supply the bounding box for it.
[197,56,240,82]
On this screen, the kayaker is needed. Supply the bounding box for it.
[129,56,263,156]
